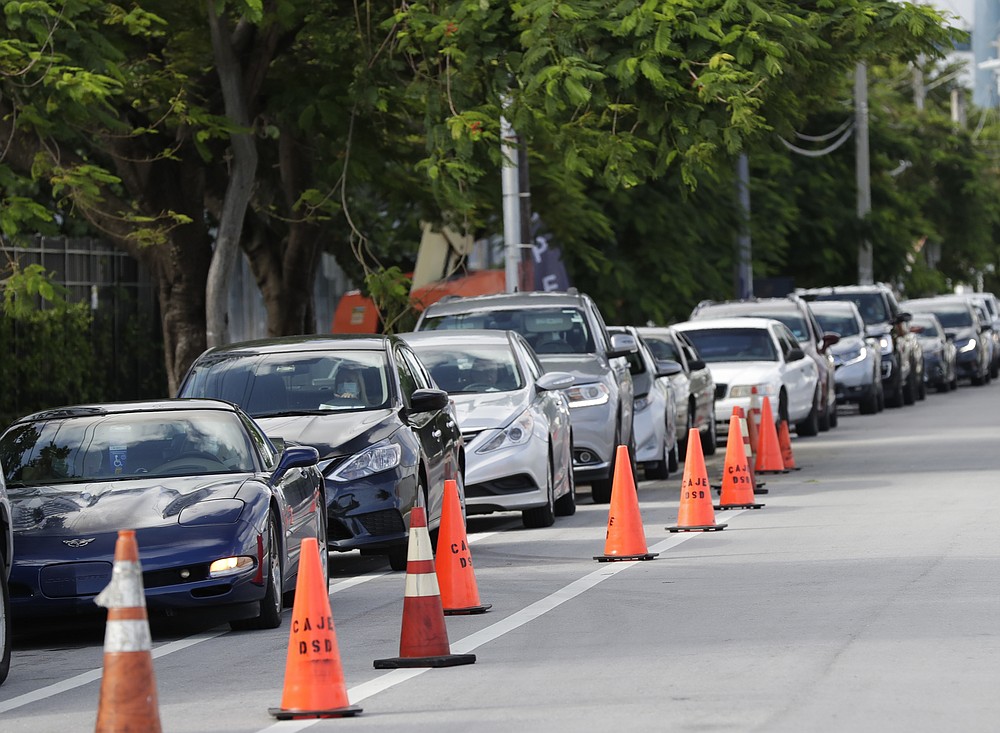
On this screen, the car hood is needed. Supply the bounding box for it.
[864,323,892,338]
[449,392,528,431]
[828,335,867,355]
[535,354,610,383]
[255,409,398,461]
[705,362,780,385]
[9,475,250,536]
[944,326,976,341]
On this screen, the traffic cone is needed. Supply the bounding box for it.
[754,396,787,474]
[374,506,476,669]
[736,406,767,495]
[594,445,658,562]
[94,530,162,733]
[715,415,764,510]
[269,537,361,720]
[777,420,800,470]
[748,387,763,454]
[667,429,727,532]
[436,479,491,614]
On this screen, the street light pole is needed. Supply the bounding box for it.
[500,108,521,294]
[855,62,873,286]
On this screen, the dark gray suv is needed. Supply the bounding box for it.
[414,291,636,504]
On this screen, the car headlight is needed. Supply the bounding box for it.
[879,336,893,355]
[959,338,977,353]
[328,441,401,482]
[840,346,867,366]
[209,556,255,578]
[476,410,534,454]
[728,383,777,398]
[563,382,610,407]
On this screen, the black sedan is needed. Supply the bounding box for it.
[0,400,325,630]
[178,335,465,571]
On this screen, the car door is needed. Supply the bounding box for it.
[395,344,458,524]
[514,334,572,485]
[678,333,714,430]
[775,324,816,419]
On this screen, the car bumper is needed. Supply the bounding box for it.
[462,438,549,514]
[568,401,618,483]
[922,354,948,384]
[324,464,418,552]
[714,394,779,433]
[833,359,877,403]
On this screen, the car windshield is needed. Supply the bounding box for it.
[680,328,778,362]
[922,307,973,329]
[421,307,595,355]
[814,312,861,337]
[642,336,681,362]
[411,343,523,394]
[910,317,940,337]
[755,313,808,341]
[0,410,256,485]
[181,350,392,416]
[812,293,888,325]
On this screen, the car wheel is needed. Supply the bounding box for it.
[886,378,904,408]
[778,391,790,424]
[701,407,717,457]
[645,432,671,481]
[903,373,916,404]
[796,403,820,437]
[859,386,879,415]
[818,404,831,432]
[678,405,694,460]
[387,543,408,571]
[231,513,283,631]
[554,458,577,517]
[668,440,680,473]
[523,455,556,529]
[877,382,886,410]
[0,563,10,685]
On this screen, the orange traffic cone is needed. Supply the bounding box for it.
[748,387,763,454]
[754,396,787,474]
[94,530,162,733]
[777,420,800,470]
[594,445,658,562]
[269,537,361,720]
[736,407,767,495]
[715,415,765,510]
[374,506,476,669]
[667,429,727,532]
[436,479,491,614]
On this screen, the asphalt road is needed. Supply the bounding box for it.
[2,382,999,732]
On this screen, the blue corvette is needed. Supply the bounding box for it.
[0,399,326,630]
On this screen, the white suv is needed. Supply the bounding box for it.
[414,290,636,504]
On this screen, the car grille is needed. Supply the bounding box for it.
[357,509,406,536]
[466,474,537,497]
[715,383,728,399]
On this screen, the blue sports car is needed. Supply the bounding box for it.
[0,399,326,630]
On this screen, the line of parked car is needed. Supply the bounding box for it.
[1,282,998,685]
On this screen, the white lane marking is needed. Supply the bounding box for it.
[257,512,747,731]
[0,630,227,714]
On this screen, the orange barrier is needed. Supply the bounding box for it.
[594,445,658,562]
[667,429,727,532]
[748,388,763,454]
[269,537,361,720]
[436,479,491,614]
[374,506,476,668]
[715,415,765,510]
[735,407,767,495]
[94,530,162,733]
[754,396,787,474]
[777,420,800,470]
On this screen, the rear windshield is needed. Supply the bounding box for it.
[809,293,888,325]
[421,307,595,355]
[919,307,972,329]
[409,343,523,394]
[679,328,778,363]
[910,317,940,337]
[813,312,861,337]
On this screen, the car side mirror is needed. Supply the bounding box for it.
[608,332,638,359]
[408,388,450,414]
[536,371,576,392]
[894,312,912,325]
[786,347,806,362]
[655,359,683,378]
[687,358,706,371]
[270,445,319,485]
[945,332,956,342]
[821,333,840,350]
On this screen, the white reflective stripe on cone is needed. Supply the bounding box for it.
[409,528,434,562]
[94,561,146,609]
[404,572,441,598]
[104,620,153,652]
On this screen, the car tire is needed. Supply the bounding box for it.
[668,440,680,473]
[554,460,577,517]
[678,406,694,460]
[387,543,408,571]
[701,408,717,457]
[523,456,556,529]
[903,373,916,405]
[877,382,886,410]
[886,378,904,408]
[796,403,820,437]
[859,386,879,415]
[645,435,671,480]
[231,513,283,631]
[818,403,831,432]
[828,401,838,427]
[0,563,10,686]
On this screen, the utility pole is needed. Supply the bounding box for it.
[913,58,925,112]
[855,63,873,286]
[500,107,521,293]
[517,145,533,291]
[735,153,753,299]
[951,87,966,128]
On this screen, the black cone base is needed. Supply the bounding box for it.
[754,486,769,494]
[269,705,362,720]
[443,604,492,616]
[714,503,765,510]
[374,653,476,669]
[594,552,658,562]
[666,523,728,532]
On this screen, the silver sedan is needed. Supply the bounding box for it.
[401,330,576,528]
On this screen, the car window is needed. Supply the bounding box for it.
[1,410,256,485]
[399,345,434,390]
[241,414,277,470]
[644,335,681,362]
[512,336,543,381]
[394,348,419,407]
[923,307,973,329]
[813,311,861,337]
[813,293,889,325]
[422,307,596,355]
[910,317,940,338]
[680,328,778,362]
[775,325,800,357]
[410,342,523,394]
